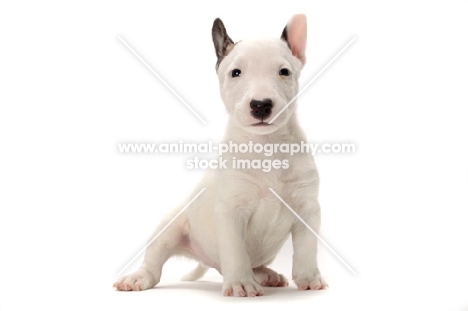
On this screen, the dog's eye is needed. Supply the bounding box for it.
[279,68,290,76]
[231,69,241,78]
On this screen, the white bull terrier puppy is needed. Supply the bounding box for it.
[114,14,328,297]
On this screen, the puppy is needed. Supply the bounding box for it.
[114,14,328,297]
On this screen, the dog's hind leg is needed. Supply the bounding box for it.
[113,210,189,291]
[253,266,289,287]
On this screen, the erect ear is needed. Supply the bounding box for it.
[212,18,234,69]
[281,14,307,65]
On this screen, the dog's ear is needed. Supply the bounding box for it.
[281,14,307,65]
[212,18,234,69]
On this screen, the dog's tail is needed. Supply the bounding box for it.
[181,263,209,281]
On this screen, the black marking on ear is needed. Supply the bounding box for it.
[281,26,291,50]
[212,18,234,70]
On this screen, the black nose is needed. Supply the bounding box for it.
[250,98,273,120]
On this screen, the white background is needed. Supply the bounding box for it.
[1,0,468,310]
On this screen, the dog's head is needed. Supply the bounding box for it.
[212,15,307,135]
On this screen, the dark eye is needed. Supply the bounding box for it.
[279,68,290,76]
[231,69,241,78]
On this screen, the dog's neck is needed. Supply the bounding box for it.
[223,113,307,144]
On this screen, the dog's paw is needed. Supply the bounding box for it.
[222,279,265,297]
[294,275,328,290]
[113,270,158,291]
[253,266,289,287]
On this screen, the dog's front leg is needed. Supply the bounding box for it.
[291,202,328,290]
[215,198,264,297]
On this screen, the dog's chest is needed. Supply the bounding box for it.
[240,183,295,265]
[249,192,294,234]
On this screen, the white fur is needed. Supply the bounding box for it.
[114,14,328,297]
